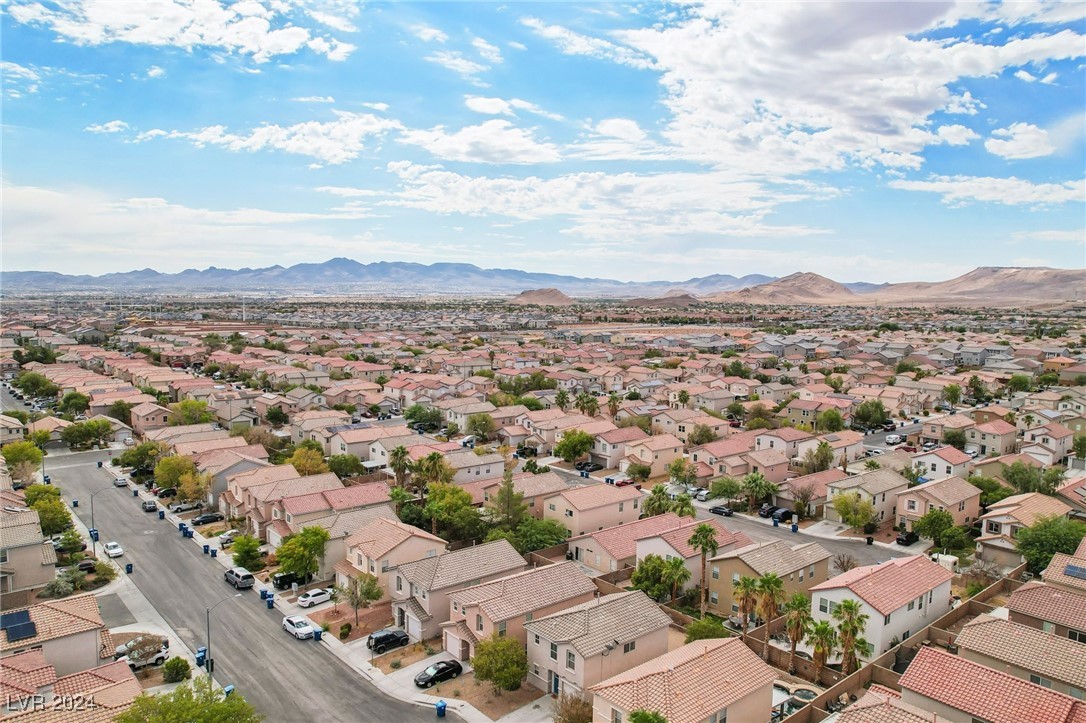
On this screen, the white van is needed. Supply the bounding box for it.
[885,434,903,445]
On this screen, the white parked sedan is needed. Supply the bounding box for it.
[282,615,315,640]
[297,588,334,608]
[104,541,124,558]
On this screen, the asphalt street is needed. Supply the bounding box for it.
[48,450,444,723]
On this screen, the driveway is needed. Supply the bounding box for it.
[384,651,473,692]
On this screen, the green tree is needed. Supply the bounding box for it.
[116,441,169,472]
[154,455,198,491]
[756,573,787,660]
[801,441,835,475]
[631,554,671,602]
[607,393,622,418]
[465,413,497,441]
[1038,372,1059,388]
[58,392,90,415]
[688,524,719,616]
[177,470,212,503]
[389,486,414,517]
[938,526,971,551]
[627,462,652,483]
[913,508,954,543]
[687,424,719,446]
[276,526,330,580]
[783,592,813,674]
[231,535,263,571]
[403,404,443,429]
[116,672,261,723]
[554,429,595,464]
[1001,461,1063,495]
[815,408,845,433]
[666,458,698,486]
[32,497,71,536]
[555,389,570,411]
[734,575,759,641]
[61,423,93,448]
[943,384,962,407]
[472,633,527,694]
[414,452,454,495]
[58,528,85,555]
[265,406,289,426]
[807,620,838,685]
[853,399,889,428]
[833,598,869,675]
[487,470,528,531]
[1015,514,1086,574]
[574,392,599,417]
[27,429,51,449]
[512,517,568,554]
[388,445,413,489]
[725,400,746,420]
[663,556,691,601]
[741,472,778,513]
[425,482,474,536]
[670,494,696,519]
[942,429,967,451]
[328,455,364,479]
[833,491,875,532]
[1006,374,1031,394]
[709,476,742,502]
[13,372,59,399]
[169,399,215,425]
[642,485,672,517]
[107,400,134,425]
[24,483,60,507]
[1073,435,1086,461]
[684,617,729,643]
[338,573,382,626]
[1,440,42,471]
[628,712,667,723]
[677,390,690,408]
[288,447,329,476]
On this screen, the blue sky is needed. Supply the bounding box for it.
[2,1,1083,283]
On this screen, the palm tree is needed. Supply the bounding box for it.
[415,452,454,498]
[575,393,599,417]
[663,556,691,602]
[670,493,696,519]
[734,575,759,641]
[642,485,671,517]
[688,523,719,616]
[741,472,777,513]
[783,593,812,674]
[756,573,787,661]
[607,393,621,418]
[555,389,570,411]
[832,599,869,675]
[807,620,838,685]
[677,390,690,408]
[388,445,412,489]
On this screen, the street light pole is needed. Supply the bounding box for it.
[206,593,241,675]
[88,485,113,556]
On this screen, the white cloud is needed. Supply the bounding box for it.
[305,8,357,33]
[465,96,512,115]
[292,95,336,103]
[398,120,561,164]
[594,118,647,143]
[143,111,403,164]
[472,37,503,64]
[1040,71,1059,84]
[519,16,656,69]
[509,99,564,121]
[146,65,166,78]
[1015,69,1037,82]
[6,0,355,63]
[85,120,130,134]
[985,123,1056,159]
[508,40,527,51]
[935,124,979,146]
[362,102,390,112]
[1,61,41,97]
[889,174,1084,206]
[1011,229,1084,244]
[425,50,489,81]
[411,24,448,43]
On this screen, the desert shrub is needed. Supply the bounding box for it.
[162,656,192,683]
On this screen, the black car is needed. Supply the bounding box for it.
[758,505,779,518]
[75,559,97,573]
[191,512,225,526]
[156,488,177,499]
[367,628,410,654]
[771,507,793,522]
[709,505,733,516]
[414,660,462,688]
[271,571,312,590]
[581,462,603,473]
[574,461,591,471]
[896,530,920,546]
[141,500,158,512]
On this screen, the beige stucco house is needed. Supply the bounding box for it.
[334,518,446,602]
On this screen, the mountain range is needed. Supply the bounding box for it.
[2,259,1081,306]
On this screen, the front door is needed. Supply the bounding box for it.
[397,607,405,628]
[574,547,581,561]
[550,671,560,695]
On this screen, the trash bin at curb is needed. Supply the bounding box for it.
[72,500,79,508]
[313,629,322,642]
[97,461,103,468]
[210,549,217,558]
[435,700,447,718]
[125,563,133,574]
[791,523,799,533]
[203,544,210,555]
[266,595,274,610]
[132,489,138,497]
[158,510,165,520]
[195,647,207,668]
[866,536,874,545]
[772,518,779,527]
[178,522,185,532]
[260,589,268,600]
[187,529,195,539]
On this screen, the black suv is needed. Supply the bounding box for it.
[896,530,920,546]
[367,628,410,654]
[271,571,312,590]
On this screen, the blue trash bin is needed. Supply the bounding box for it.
[89,529,99,542]
[97,460,103,468]
[211,548,218,559]
[187,529,195,539]
[72,500,78,508]
[313,629,322,642]
[791,523,799,533]
[125,563,133,574]
[260,589,268,600]
[132,488,138,496]
[203,544,210,555]
[178,522,185,532]
[266,596,274,610]
[158,510,165,520]
[195,647,207,668]
[772,518,779,527]
[436,700,447,718]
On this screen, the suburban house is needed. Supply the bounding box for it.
[707,539,831,619]
[898,646,1086,723]
[911,446,973,481]
[634,517,754,594]
[965,419,1018,457]
[809,555,953,655]
[1007,581,1086,644]
[1020,423,1075,466]
[956,614,1086,699]
[267,482,393,549]
[617,434,683,478]
[774,468,849,518]
[976,492,1071,568]
[441,561,596,661]
[329,424,411,461]
[543,484,643,537]
[590,427,649,470]
[128,402,172,436]
[0,415,28,446]
[334,518,446,601]
[220,464,298,520]
[919,413,975,445]
[825,468,911,525]
[590,637,776,723]
[524,590,671,698]
[0,594,112,676]
[566,513,688,575]
[0,506,57,594]
[896,475,981,532]
[389,539,527,642]
[469,471,568,519]
[0,654,141,721]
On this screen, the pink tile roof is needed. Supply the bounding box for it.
[449,561,596,622]
[1008,581,1086,631]
[590,637,776,723]
[570,513,685,561]
[652,518,752,560]
[838,689,942,723]
[983,492,1071,527]
[346,517,444,560]
[549,482,642,511]
[809,555,953,615]
[899,646,1086,723]
[929,446,972,465]
[782,468,850,500]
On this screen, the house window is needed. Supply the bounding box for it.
[986,521,1001,534]
[633,499,638,509]
[525,613,533,622]
[369,560,375,573]
[819,598,838,615]
[1030,674,1052,688]
[612,710,623,723]
[908,600,915,611]
[395,576,402,592]
[884,614,891,625]
[548,503,556,511]
[1043,622,1055,633]
[565,510,573,517]
[497,621,507,637]
[1068,629,1086,643]
[808,565,815,579]
[550,643,558,661]
[619,502,624,512]
[907,500,917,512]
[959,501,966,512]
[732,573,740,584]
[0,549,7,564]
[712,566,719,580]
[381,560,389,572]
[533,663,540,677]
[623,641,636,654]
[534,634,540,645]
[476,614,484,632]
[1069,687,1085,701]
[708,710,727,723]
[566,651,576,670]
[710,591,719,604]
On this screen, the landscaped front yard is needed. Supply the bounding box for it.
[308,602,392,643]
[372,637,442,674]
[428,672,546,721]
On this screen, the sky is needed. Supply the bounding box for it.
[2,1,1084,284]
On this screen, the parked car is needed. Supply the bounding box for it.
[367,628,410,653]
[118,646,168,671]
[896,530,920,546]
[900,445,918,453]
[772,507,793,522]
[758,504,779,518]
[282,615,316,640]
[297,588,334,608]
[922,442,938,452]
[709,505,734,516]
[574,461,592,471]
[696,489,711,502]
[141,500,158,512]
[882,421,897,432]
[191,512,224,526]
[614,478,636,487]
[218,529,240,548]
[157,488,177,499]
[113,477,129,487]
[580,462,603,473]
[272,571,312,590]
[885,434,903,445]
[168,500,202,513]
[414,660,462,688]
[75,559,97,573]
[115,635,169,660]
[224,567,255,589]
[103,541,124,558]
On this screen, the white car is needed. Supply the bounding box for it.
[297,588,334,608]
[104,541,124,558]
[113,477,129,487]
[282,615,315,640]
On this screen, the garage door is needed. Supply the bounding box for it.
[407,614,422,642]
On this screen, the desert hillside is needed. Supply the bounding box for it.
[872,267,1086,304]
[707,272,855,304]
[508,288,575,306]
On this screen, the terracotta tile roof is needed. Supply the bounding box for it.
[808,555,953,616]
[975,419,1017,435]
[831,468,911,496]
[956,614,1086,688]
[782,468,849,500]
[250,472,342,503]
[1007,581,1086,631]
[899,646,1086,723]
[628,433,683,452]
[525,590,671,658]
[569,513,684,562]
[439,618,478,646]
[346,518,444,560]
[1,507,47,548]
[450,562,596,622]
[307,503,397,539]
[1042,551,1086,593]
[228,464,298,490]
[928,446,972,465]
[652,519,753,560]
[0,593,104,653]
[713,540,831,576]
[590,637,776,723]
[548,483,642,511]
[0,650,56,698]
[281,482,390,515]
[838,689,943,723]
[982,492,1071,528]
[598,427,649,444]
[392,538,525,592]
[7,661,140,723]
[907,475,980,506]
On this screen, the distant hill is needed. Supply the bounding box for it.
[508,288,575,306]
[872,267,1086,305]
[707,272,856,304]
[623,293,701,308]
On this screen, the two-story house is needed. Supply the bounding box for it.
[825,468,911,525]
[128,402,172,436]
[634,518,753,594]
[543,484,642,537]
[335,518,446,601]
[566,513,685,575]
[268,482,393,551]
[911,446,973,481]
[389,539,527,642]
[525,590,671,699]
[1021,422,1075,466]
[441,561,596,661]
[590,427,649,470]
[976,492,1072,568]
[617,433,683,479]
[897,475,981,532]
[0,594,112,676]
[0,507,56,594]
[0,414,28,447]
[707,539,831,620]
[469,471,568,519]
[966,419,1018,457]
[809,555,953,655]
